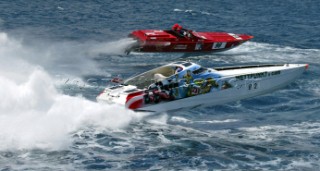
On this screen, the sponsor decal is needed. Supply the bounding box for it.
[248,82,259,91]
[235,71,281,80]
[212,42,226,49]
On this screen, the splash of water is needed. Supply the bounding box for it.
[0,32,144,150]
[88,38,137,55]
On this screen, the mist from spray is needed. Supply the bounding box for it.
[88,38,137,56]
[0,31,144,151]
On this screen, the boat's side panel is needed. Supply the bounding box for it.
[137,40,248,53]
[130,30,253,53]
[139,66,306,112]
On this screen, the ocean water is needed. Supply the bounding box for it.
[0,0,320,170]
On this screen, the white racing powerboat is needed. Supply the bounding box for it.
[97,61,308,112]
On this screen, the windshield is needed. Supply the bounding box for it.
[124,65,177,89]
[192,67,207,75]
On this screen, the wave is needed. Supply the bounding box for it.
[0,32,144,151]
[216,41,320,64]
[173,8,214,16]
[171,116,239,124]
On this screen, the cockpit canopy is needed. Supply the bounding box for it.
[124,61,205,89]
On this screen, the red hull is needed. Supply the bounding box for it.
[128,27,253,53]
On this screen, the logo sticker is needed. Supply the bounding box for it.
[212,42,226,49]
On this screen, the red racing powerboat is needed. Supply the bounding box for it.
[127,24,253,54]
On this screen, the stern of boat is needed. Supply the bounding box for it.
[96,85,146,110]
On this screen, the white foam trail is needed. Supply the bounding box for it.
[171,116,239,124]
[57,6,64,10]
[146,114,168,125]
[171,116,191,123]
[198,119,239,124]
[235,122,320,143]
[0,32,144,150]
[223,42,320,63]
[173,8,183,12]
[288,159,314,170]
[173,8,213,16]
[88,38,137,55]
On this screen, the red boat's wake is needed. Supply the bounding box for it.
[88,38,137,55]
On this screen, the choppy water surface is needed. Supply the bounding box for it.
[0,0,319,170]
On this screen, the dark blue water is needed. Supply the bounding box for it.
[0,0,319,170]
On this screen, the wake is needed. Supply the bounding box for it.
[0,32,143,151]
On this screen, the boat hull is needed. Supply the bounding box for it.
[138,66,305,112]
[129,29,253,53]
[97,62,307,113]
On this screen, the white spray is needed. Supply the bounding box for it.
[0,32,143,151]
